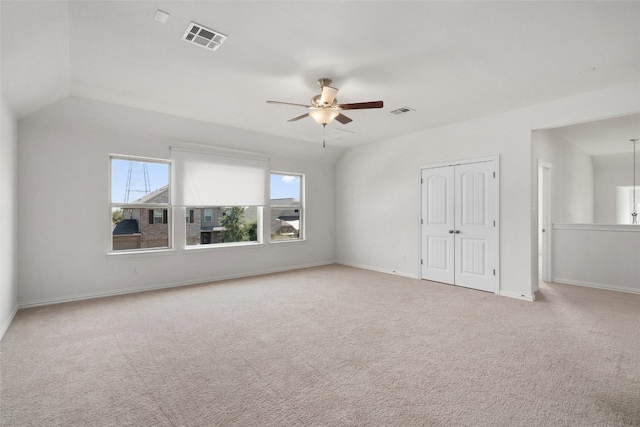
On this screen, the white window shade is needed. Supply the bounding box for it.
[172,148,268,206]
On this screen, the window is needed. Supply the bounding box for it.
[186,209,194,223]
[171,147,267,248]
[110,156,171,252]
[151,209,167,224]
[204,208,213,223]
[270,173,303,241]
[185,206,259,246]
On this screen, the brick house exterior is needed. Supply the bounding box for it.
[113,186,260,249]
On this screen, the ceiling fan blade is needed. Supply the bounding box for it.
[337,101,384,110]
[287,113,310,122]
[335,113,353,124]
[266,100,310,108]
[320,86,339,105]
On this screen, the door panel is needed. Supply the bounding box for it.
[420,167,455,284]
[460,238,486,275]
[454,161,496,292]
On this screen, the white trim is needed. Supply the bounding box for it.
[270,171,305,242]
[18,261,336,309]
[537,160,553,169]
[108,153,171,164]
[496,291,536,302]
[106,248,177,258]
[419,155,498,170]
[169,143,270,161]
[338,261,419,279]
[553,277,640,295]
[109,155,173,254]
[537,160,553,285]
[269,238,307,245]
[0,305,19,340]
[184,241,264,252]
[553,223,640,232]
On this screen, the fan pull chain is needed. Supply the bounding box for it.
[323,124,326,148]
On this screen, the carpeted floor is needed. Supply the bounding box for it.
[1,265,639,426]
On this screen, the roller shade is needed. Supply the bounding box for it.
[172,147,268,206]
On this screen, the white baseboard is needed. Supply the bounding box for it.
[497,291,535,302]
[553,277,640,295]
[18,261,336,309]
[1,305,19,340]
[337,261,419,279]
[339,262,537,301]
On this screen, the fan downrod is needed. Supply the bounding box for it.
[317,78,332,88]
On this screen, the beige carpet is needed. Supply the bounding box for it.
[1,265,639,426]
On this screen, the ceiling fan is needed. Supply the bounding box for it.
[266,78,383,127]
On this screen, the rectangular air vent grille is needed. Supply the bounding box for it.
[390,106,415,115]
[182,22,227,51]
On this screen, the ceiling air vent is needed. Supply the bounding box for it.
[182,22,227,51]
[390,106,415,115]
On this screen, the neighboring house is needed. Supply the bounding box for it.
[112,185,173,250]
[271,198,300,238]
[112,186,260,249]
[199,206,258,244]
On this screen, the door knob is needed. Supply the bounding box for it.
[454,230,461,234]
[449,230,455,234]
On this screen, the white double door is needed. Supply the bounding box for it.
[420,160,497,293]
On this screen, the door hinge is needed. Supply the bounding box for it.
[421,259,424,265]
[421,219,424,224]
[420,178,423,184]
[493,171,496,178]
[493,220,496,227]
[493,269,496,276]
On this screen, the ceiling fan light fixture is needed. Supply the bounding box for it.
[309,109,339,125]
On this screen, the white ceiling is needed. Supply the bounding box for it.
[2,1,639,150]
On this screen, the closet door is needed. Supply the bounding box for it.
[420,160,497,293]
[454,161,497,292]
[420,167,455,284]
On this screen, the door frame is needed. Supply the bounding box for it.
[537,160,553,285]
[418,155,500,293]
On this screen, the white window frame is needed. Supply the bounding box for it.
[270,172,304,242]
[109,155,172,254]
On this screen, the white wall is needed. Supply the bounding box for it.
[593,153,636,224]
[533,129,594,224]
[336,82,640,301]
[1,94,19,337]
[553,224,640,294]
[17,97,337,306]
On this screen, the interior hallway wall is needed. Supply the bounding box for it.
[593,153,636,224]
[532,129,594,224]
[1,94,19,337]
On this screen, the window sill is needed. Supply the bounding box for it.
[270,238,306,245]
[184,241,264,252]
[107,249,177,258]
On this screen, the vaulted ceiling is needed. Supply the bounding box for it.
[2,1,639,149]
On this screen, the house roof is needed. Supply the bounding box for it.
[2,1,639,151]
[132,185,168,204]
